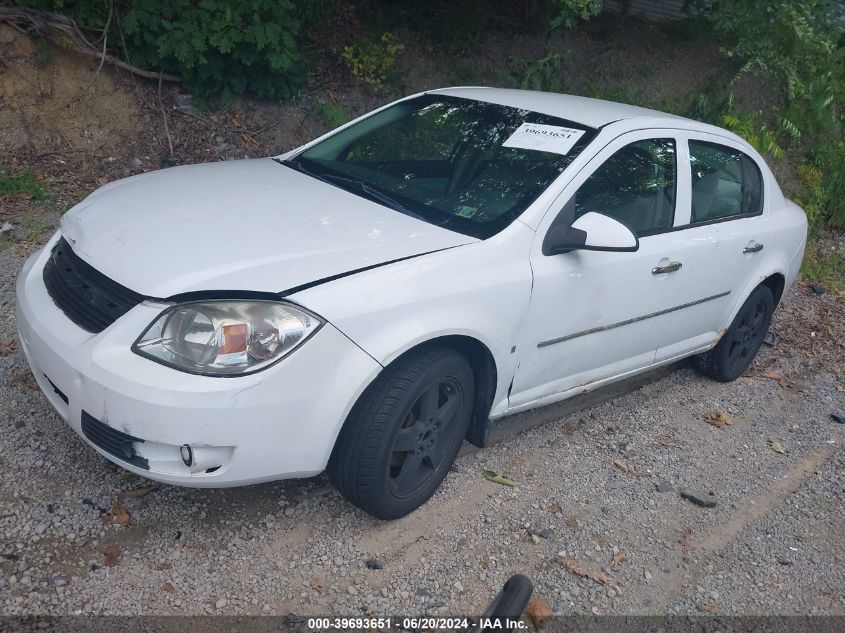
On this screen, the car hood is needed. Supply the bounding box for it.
[60,158,476,297]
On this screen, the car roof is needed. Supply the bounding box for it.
[429,86,692,129]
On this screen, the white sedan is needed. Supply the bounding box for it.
[16,88,807,518]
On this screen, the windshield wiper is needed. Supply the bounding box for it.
[278,159,424,221]
[278,158,335,187]
[321,173,425,221]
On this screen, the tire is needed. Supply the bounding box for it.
[693,285,774,382]
[328,347,475,520]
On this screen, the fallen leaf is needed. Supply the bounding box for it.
[524,595,553,629]
[482,470,516,487]
[704,410,732,428]
[547,502,562,514]
[0,337,19,357]
[309,576,327,594]
[103,544,120,567]
[768,438,786,454]
[163,582,176,593]
[659,438,682,448]
[562,556,609,585]
[10,370,38,391]
[111,501,129,525]
[756,371,790,389]
[118,483,160,498]
[679,528,695,553]
[612,459,641,476]
[610,552,628,568]
[100,501,129,525]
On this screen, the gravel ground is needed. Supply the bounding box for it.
[0,240,843,618]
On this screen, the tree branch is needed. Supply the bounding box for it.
[0,5,180,83]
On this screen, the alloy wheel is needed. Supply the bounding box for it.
[726,298,768,372]
[388,377,464,498]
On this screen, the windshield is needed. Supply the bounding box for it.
[283,94,596,239]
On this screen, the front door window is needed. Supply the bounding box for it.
[573,139,677,235]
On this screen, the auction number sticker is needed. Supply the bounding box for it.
[502,123,585,155]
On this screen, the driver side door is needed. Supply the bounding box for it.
[510,131,696,411]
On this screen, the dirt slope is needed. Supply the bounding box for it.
[0,24,140,155]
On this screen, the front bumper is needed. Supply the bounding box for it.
[15,238,382,487]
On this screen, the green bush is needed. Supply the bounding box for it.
[313,100,349,129]
[122,0,306,102]
[800,246,845,292]
[341,32,401,89]
[807,142,845,229]
[21,0,307,103]
[359,1,493,51]
[0,167,47,201]
[719,111,794,161]
[549,0,603,29]
[714,0,841,107]
[711,0,845,227]
[514,51,567,92]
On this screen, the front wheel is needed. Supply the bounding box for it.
[693,285,774,382]
[329,347,474,519]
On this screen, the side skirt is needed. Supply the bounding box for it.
[500,345,712,418]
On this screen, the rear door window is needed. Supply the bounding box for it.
[689,141,763,223]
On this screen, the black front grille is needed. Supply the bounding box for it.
[43,238,145,333]
[81,411,148,470]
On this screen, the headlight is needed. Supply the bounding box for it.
[132,300,323,376]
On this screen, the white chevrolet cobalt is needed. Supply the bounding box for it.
[17,88,807,518]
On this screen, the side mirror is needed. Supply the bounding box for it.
[542,212,639,255]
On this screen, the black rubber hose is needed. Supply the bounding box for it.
[477,574,534,632]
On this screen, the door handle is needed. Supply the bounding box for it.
[743,242,764,254]
[652,261,682,275]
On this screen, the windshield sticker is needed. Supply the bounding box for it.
[502,123,586,155]
[455,205,478,219]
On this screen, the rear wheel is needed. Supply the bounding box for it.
[329,347,474,519]
[693,285,774,382]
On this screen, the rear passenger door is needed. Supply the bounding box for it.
[655,133,771,362]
